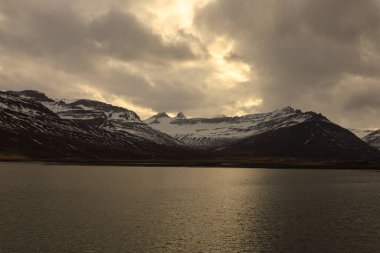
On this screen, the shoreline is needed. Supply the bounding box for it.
[1,159,379,170]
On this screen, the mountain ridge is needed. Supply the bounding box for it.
[0,91,187,160]
[1,90,379,163]
[144,106,331,147]
[363,130,380,151]
[223,120,379,160]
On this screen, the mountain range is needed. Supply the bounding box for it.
[145,107,328,147]
[1,90,379,165]
[0,90,186,160]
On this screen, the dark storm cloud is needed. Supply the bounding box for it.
[90,10,194,62]
[81,65,207,112]
[197,0,380,127]
[0,1,194,71]
[337,78,380,111]
[0,0,379,127]
[0,0,205,115]
[345,92,380,111]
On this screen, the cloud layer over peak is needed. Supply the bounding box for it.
[0,0,379,128]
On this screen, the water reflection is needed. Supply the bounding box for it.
[0,164,379,252]
[243,170,380,252]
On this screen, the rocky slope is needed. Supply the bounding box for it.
[1,90,379,162]
[144,107,380,160]
[349,128,380,150]
[0,91,183,160]
[144,107,329,147]
[363,130,380,151]
[349,128,376,139]
[7,90,178,145]
[223,120,380,160]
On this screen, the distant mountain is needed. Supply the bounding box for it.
[175,112,187,119]
[349,128,376,139]
[363,130,380,151]
[144,107,379,161]
[349,128,380,150]
[223,120,379,161]
[7,90,178,145]
[0,91,184,160]
[5,90,54,103]
[1,90,379,163]
[144,107,329,147]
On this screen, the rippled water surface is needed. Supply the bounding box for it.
[0,163,379,252]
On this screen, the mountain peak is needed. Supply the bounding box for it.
[280,106,295,113]
[144,112,171,124]
[6,90,54,102]
[176,112,186,119]
[155,112,170,118]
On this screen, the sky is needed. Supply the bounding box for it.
[0,0,379,128]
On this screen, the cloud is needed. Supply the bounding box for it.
[0,1,194,70]
[0,0,379,127]
[0,0,207,117]
[197,0,380,127]
[89,9,195,62]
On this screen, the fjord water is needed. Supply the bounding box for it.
[0,164,379,252]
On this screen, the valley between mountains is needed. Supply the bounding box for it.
[1,90,379,166]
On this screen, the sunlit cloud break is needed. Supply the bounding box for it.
[0,0,379,128]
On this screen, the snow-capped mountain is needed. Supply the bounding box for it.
[45,99,140,122]
[349,128,376,139]
[6,90,178,145]
[6,90,54,103]
[349,128,380,150]
[223,120,380,160]
[175,112,186,119]
[363,130,380,150]
[1,90,379,162]
[144,107,329,147]
[143,107,380,160]
[0,91,183,159]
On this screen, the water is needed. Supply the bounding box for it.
[0,163,379,252]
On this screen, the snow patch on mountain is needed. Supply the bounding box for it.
[363,130,380,150]
[41,99,141,122]
[144,107,329,147]
[6,90,54,103]
[3,91,180,146]
[1,92,57,118]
